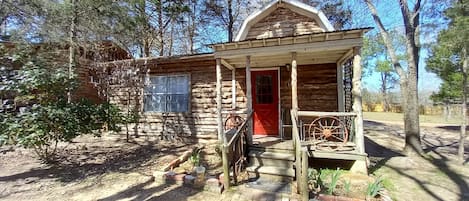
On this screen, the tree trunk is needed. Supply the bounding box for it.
[364,0,423,155]
[381,72,389,112]
[68,0,77,103]
[399,0,422,155]
[227,0,234,42]
[143,39,150,57]
[158,0,164,56]
[169,20,174,56]
[403,64,422,155]
[459,47,467,163]
[188,0,196,54]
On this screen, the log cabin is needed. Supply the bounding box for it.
[97,0,370,198]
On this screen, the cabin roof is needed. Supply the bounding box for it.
[235,0,335,41]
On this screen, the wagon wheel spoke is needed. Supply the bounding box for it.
[330,134,344,142]
[329,120,336,129]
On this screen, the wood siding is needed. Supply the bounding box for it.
[279,63,338,111]
[245,7,324,40]
[107,57,247,142]
[107,57,338,142]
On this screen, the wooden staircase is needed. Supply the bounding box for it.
[246,139,296,181]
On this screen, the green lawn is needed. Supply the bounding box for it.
[363,112,463,125]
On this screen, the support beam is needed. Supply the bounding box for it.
[246,56,253,145]
[291,52,298,111]
[352,47,365,154]
[216,58,223,141]
[221,59,235,70]
[214,38,363,58]
[337,48,353,65]
[232,69,236,109]
[337,63,345,112]
[217,58,230,188]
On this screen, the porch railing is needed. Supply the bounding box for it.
[224,111,253,184]
[292,110,362,201]
[297,111,358,152]
[291,109,309,200]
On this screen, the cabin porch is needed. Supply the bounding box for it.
[211,29,369,200]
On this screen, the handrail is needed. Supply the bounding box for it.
[297,111,357,117]
[226,111,253,147]
[290,109,302,194]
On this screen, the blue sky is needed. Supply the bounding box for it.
[343,0,447,93]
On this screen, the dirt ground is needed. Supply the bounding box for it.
[1,120,468,201]
[365,120,469,201]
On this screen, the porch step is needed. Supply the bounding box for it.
[246,149,295,179]
[249,145,294,154]
[248,150,295,161]
[248,150,295,168]
[246,166,295,178]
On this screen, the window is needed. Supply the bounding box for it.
[255,75,273,104]
[144,74,190,112]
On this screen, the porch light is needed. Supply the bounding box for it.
[285,64,290,71]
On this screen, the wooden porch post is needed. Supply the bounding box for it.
[291,52,302,194]
[291,52,298,112]
[232,69,236,109]
[336,63,345,112]
[217,58,230,188]
[246,56,253,145]
[216,58,223,141]
[352,47,365,154]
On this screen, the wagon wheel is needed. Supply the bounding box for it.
[224,115,245,131]
[308,116,348,150]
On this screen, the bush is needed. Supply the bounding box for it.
[0,44,123,162]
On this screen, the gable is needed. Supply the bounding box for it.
[235,0,334,41]
[245,7,324,40]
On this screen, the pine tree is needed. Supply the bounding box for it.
[426,0,468,163]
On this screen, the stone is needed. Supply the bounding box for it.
[173,167,187,174]
[205,177,223,194]
[164,171,176,184]
[152,171,166,183]
[184,175,196,186]
[206,177,220,186]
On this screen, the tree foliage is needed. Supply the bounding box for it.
[426,0,468,103]
[426,0,468,162]
[362,32,402,111]
[0,44,123,162]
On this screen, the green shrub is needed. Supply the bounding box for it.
[0,44,124,162]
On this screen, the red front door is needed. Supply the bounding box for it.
[252,70,279,136]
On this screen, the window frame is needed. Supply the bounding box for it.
[144,73,191,113]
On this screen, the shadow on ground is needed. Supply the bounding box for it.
[0,138,192,183]
[364,120,469,200]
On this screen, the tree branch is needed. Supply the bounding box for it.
[364,0,406,78]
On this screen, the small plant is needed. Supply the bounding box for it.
[190,149,201,167]
[326,168,342,195]
[366,177,384,199]
[343,180,352,196]
[307,168,322,192]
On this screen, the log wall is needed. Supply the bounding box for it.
[107,57,338,142]
[246,7,324,40]
[107,57,248,142]
[279,63,338,111]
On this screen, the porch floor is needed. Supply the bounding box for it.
[250,136,366,161]
[251,136,293,151]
